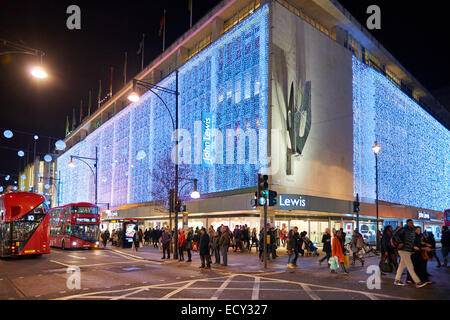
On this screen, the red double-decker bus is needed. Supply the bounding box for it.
[0,192,50,257]
[49,202,100,249]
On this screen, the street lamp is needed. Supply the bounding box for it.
[372,140,380,252]
[129,75,180,259]
[30,65,48,79]
[68,147,98,204]
[1,38,48,79]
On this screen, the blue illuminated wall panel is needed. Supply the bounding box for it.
[353,57,450,211]
[57,4,269,206]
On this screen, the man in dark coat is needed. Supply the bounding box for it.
[218,226,230,266]
[199,228,211,268]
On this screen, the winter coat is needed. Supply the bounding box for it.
[394,226,416,252]
[322,234,331,253]
[441,230,450,248]
[178,233,185,248]
[218,230,230,247]
[286,235,296,253]
[185,231,193,250]
[161,231,172,245]
[211,235,220,249]
[332,236,344,263]
[199,233,210,256]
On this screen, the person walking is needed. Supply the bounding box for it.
[406,227,432,285]
[218,226,230,266]
[211,231,221,264]
[185,227,193,262]
[199,228,211,269]
[161,228,172,259]
[133,229,141,252]
[101,229,110,248]
[244,225,251,251]
[178,229,185,261]
[423,230,441,268]
[251,227,258,252]
[351,229,365,266]
[319,228,332,265]
[441,226,450,268]
[286,229,296,269]
[292,227,300,266]
[332,230,348,274]
[275,226,281,248]
[393,219,428,288]
[381,225,398,271]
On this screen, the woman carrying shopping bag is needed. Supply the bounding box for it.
[332,230,348,274]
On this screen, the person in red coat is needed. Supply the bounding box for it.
[178,230,185,261]
[332,230,348,274]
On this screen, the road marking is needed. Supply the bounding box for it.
[252,277,260,300]
[211,275,234,300]
[108,249,162,264]
[68,255,87,260]
[160,280,195,300]
[49,260,72,268]
[300,284,321,300]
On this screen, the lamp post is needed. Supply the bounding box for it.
[68,146,98,204]
[1,38,48,79]
[372,141,380,252]
[128,72,180,258]
[39,171,61,207]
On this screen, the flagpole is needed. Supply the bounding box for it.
[124,52,127,85]
[190,0,193,28]
[98,80,102,109]
[110,67,114,98]
[163,10,166,52]
[141,34,145,71]
[88,90,92,117]
[79,99,83,123]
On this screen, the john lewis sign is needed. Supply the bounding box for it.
[278,194,308,210]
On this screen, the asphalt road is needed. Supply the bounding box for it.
[0,246,449,300]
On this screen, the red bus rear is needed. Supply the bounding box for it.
[49,202,100,249]
[445,209,450,227]
[0,192,50,257]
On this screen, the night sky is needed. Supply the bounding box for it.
[1,0,449,185]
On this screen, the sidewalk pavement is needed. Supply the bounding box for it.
[103,243,450,286]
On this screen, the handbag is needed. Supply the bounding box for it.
[379,260,393,273]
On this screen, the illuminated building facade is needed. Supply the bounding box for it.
[58,0,449,241]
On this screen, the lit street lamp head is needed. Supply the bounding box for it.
[30,65,48,79]
[127,91,140,102]
[68,158,75,168]
[190,190,200,199]
[372,141,380,155]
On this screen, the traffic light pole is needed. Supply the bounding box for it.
[174,70,179,260]
[263,199,268,269]
[356,193,359,232]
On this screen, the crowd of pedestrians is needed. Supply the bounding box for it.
[98,221,450,287]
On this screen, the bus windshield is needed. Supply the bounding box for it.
[71,206,98,215]
[70,224,99,243]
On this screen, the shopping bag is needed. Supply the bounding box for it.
[344,255,350,267]
[328,256,339,271]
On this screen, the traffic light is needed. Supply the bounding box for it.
[257,174,269,206]
[175,200,185,213]
[353,200,360,213]
[268,190,277,206]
